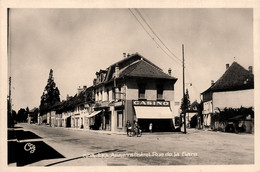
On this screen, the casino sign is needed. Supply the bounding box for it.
[133,100,170,107]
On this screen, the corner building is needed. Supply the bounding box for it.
[90,53,178,132]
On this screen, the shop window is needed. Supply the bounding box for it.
[138,84,146,99]
[175,116,180,126]
[117,111,123,128]
[157,84,164,100]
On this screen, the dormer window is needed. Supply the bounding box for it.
[96,91,99,101]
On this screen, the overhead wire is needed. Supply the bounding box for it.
[135,9,182,63]
[128,8,183,67]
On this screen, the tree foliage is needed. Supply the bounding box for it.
[181,89,191,113]
[212,107,254,123]
[17,108,28,122]
[40,69,60,114]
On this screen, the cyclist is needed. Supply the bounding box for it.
[126,120,132,136]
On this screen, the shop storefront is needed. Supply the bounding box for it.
[102,111,111,131]
[133,100,175,132]
[88,110,102,130]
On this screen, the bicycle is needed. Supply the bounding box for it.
[128,128,142,137]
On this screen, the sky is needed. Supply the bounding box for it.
[9,8,253,112]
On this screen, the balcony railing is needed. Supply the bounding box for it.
[94,101,109,108]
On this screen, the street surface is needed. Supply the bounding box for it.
[8,123,254,166]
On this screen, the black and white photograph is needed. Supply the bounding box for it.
[1,0,260,171]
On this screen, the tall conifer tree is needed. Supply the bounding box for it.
[40,69,60,114]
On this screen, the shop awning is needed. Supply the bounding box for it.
[87,110,102,118]
[134,106,173,119]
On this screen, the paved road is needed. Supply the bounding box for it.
[9,123,254,166]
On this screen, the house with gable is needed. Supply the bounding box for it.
[70,86,94,129]
[89,53,178,132]
[201,62,254,130]
[186,100,199,128]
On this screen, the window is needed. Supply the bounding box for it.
[112,88,115,100]
[117,111,123,128]
[107,89,109,101]
[157,84,164,99]
[138,84,146,99]
[100,90,103,101]
[118,87,121,100]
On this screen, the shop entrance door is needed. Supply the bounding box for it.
[105,112,111,131]
[94,115,102,130]
[66,116,71,127]
[138,119,174,132]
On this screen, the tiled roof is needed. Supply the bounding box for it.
[187,100,199,112]
[104,53,163,83]
[202,62,254,93]
[119,59,177,81]
[54,87,94,113]
[92,53,178,87]
[109,53,162,71]
[29,107,38,113]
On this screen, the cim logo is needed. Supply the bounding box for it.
[133,100,170,106]
[24,142,36,154]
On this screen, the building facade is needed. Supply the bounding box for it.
[90,53,178,132]
[38,53,178,133]
[201,62,254,131]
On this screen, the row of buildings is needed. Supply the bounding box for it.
[37,53,180,132]
[34,53,254,133]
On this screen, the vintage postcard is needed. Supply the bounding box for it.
[1,0,260,172]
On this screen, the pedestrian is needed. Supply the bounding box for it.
[149,123,153,133]
[126,120,132,136]
[134,120,140,135]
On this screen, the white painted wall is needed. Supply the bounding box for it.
[203,100,213,114]
[213,89,254,112]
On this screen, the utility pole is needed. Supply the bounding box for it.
[182,44,187,134]
[9,77,12,114]
[8,9,12,117]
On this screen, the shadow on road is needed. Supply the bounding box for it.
[8,129,42,140]
[8,129,65,166]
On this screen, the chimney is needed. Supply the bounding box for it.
[211,80,214,86]
[226,64,229,70]
[127,53,130,58]
[66,94,70,100]
[248,66,253,74]
[83,85,87,89]
[123,53,126,58]
[115,64,119,78]
[93,79,97,85]
[77,86,83,95]
[168,68,172,76]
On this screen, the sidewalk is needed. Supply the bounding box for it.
[35,123,126,135]
[34,124,185,136]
